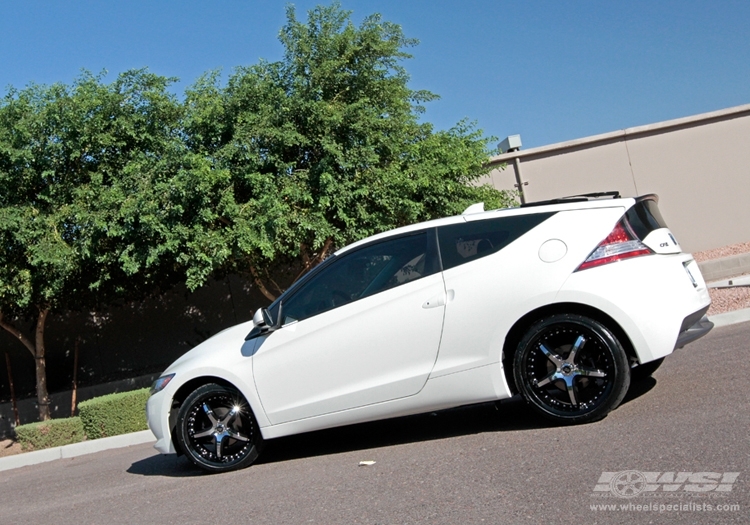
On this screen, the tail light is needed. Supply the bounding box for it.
[576,218,653,271]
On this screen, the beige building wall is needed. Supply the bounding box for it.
[486,104,750,253]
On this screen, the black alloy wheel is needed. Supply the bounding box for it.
[513,314,630,424]
[176,383,263,473]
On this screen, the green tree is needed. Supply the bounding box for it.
[180,2,514,300]
[0,3,515,421]
[0,70,183,420]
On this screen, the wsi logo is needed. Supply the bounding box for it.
[593,471,741,498]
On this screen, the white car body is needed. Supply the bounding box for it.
[147,193,712,472]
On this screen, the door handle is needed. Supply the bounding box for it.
[422,291,450,309]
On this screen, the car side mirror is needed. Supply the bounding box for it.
[247,307,274,340]
[252,307,273,329]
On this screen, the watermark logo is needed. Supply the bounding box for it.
[609,470,647,498]
[594,471,741,498]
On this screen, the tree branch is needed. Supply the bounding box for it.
[248,264,277,302]
[300,242,311,267]
[293,237,333,283]
[0,310,37,358]
[269,276,284,295]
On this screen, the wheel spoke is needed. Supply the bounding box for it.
[536,371,559,387]
[566,335,586,363]
[201,402,219,426]
[576,367,606,378]
[227,429,250,442]
[538,343,563,367]
[564,376,578,405]
[215,435,224,458]
[219,407,239,426]
[192,428,215,439]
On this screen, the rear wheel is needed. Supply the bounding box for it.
[513,314,630,424]
[176,383,263,473]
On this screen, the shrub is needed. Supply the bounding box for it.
[78,388,150,439]
[15,417,86,451]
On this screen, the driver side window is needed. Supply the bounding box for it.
[281,232,433,324]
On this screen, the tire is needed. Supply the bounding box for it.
[631,357,664,382]
[513,314,630,424]
[176,383,263,473]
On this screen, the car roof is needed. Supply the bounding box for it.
[335,195,637,256]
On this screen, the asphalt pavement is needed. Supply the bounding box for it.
[1,306,748,474]
[0,318,748,524]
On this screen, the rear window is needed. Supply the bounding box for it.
[626,197,668,240]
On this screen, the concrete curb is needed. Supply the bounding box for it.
[0,429,155,472]
[698,253,750,282]
[708,307,750,328]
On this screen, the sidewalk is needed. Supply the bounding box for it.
[0,429,155,472]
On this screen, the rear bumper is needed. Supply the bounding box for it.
[675,309,713,349]
[557,253,711,364]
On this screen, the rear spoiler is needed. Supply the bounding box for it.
[521,191,621,208]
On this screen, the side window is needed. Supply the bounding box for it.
[280,231,436,324]
[437,213,555,270]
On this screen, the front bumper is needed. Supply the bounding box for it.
[146,390,178,455]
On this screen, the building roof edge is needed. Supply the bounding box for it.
[488,102,750,165]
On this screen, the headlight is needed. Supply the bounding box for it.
[150,373,175,395]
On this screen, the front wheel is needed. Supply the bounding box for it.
[513,314,630,424]
[176,383,263,473]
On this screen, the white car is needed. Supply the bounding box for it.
[147,192,712,472]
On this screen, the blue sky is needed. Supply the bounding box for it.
[1,0,748,149]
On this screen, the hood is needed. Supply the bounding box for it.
[163,320,256,374]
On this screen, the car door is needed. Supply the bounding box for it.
[252,230,446,425]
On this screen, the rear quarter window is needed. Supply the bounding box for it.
[437,213,555,270]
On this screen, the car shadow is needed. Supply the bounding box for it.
[127,397,550,477]
[256,397,553,466]
[127,452,204,477]
[622,376,657,405]
[128,379,657,476]
[258,376,657,466]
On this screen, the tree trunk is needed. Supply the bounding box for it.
[71,337,80,416]
[34,308,51,420]
[0,308,52,421]
[4,352,19,426]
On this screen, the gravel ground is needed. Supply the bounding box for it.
[706,286,750,316]
[693,241,750,262]
[694,242,750,315]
